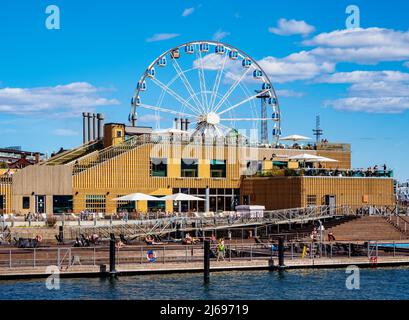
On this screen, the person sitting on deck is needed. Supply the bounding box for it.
[145,235,155,245]
[73,237,81,247]
[328,230,336,242]
[183,233,199,245]
[310,228,318,241]
[88,233,99,245]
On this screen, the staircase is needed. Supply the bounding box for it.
[324,216,409,241]
[41,140,103,166]
[264,216,359,241]
[72,135,152,175]
[385,215,409,237]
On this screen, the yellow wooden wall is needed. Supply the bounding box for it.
[72,143,243,213]
[240,176,394,210]
[0,179,12,214]
[300,177,395,207]
[240,177,303,210]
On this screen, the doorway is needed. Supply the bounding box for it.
[35,195,46,214]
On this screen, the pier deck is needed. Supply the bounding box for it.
[1,256,409,280]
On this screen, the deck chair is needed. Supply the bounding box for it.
[55,234,64,245]
[71,255,81,265]
[119,234,129,245]
[80,234,90,247]
[254,236,262,244]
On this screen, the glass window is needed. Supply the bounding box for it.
[22,196,30,209]
[148,197,166,212]
[116,195,136,213]
[211,160,226,178]
[181,159,198,177]
[189,188,198,195]
[307,195,317,206]
[151,158,167,177]
[217,188,225,195]
[85,195,106,213]
[0,195,4,213]
[53,195,73,214]
[225,197,233,211]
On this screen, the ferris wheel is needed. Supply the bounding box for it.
[130,41,281,144]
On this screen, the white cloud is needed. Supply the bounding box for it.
[213,29,230,41]
[146,33,180,42]
[269,18,315,36]
[325,97,409,113]
[348,81,409,97]
[316,70,409,84]
[321,70,409,113]
[0,82,119,117]
[193,53,234,70]
[303,28,409,64]
[138,114,161,122]
[258,55,335,83]
[276,89,305,98]
[54,128,79,136]
[182,7,195,17]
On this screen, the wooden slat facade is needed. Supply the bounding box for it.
[240,176,395,210]
[0,177,12,214]
[72,144,244,213]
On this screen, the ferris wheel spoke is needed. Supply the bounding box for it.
[150,77,202,115]
[138,103,196,118]
[171,59,205,113]
[212,67,253,113]
[209,52,228,112]
[220,118,273,121]
[218,89,269,116]
[196,48,209,112]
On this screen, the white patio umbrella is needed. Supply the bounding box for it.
[314,156,338,163]
[111,193,160,201]
[288,153,324,162]
[158,193,205,214]
[280,134,311,142]
[158,193,205,201]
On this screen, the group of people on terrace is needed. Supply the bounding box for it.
[303,164,391,178]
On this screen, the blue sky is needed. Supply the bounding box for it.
[0,0,408,181]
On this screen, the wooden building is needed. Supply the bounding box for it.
[0,123,395,215]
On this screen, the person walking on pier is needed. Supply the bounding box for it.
[217,239,226,262]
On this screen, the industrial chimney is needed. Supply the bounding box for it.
[92,113,97,140]
[87,112,92,142]
[82,112,89,144]
[97,113,104,140]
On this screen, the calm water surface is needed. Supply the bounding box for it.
[1,267,409,300]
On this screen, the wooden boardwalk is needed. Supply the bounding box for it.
[1,256,409,280]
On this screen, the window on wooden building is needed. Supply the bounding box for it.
[22,196,30,209]
[150,158,167,177]
[306,195,317,206]
[85,195,106,213]
[181,158,198,177]
[210,160,226,178]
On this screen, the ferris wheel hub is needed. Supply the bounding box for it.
[198,112,220,125]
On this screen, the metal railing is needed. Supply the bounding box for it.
[0,240,407,270]
[61,205,404,240]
